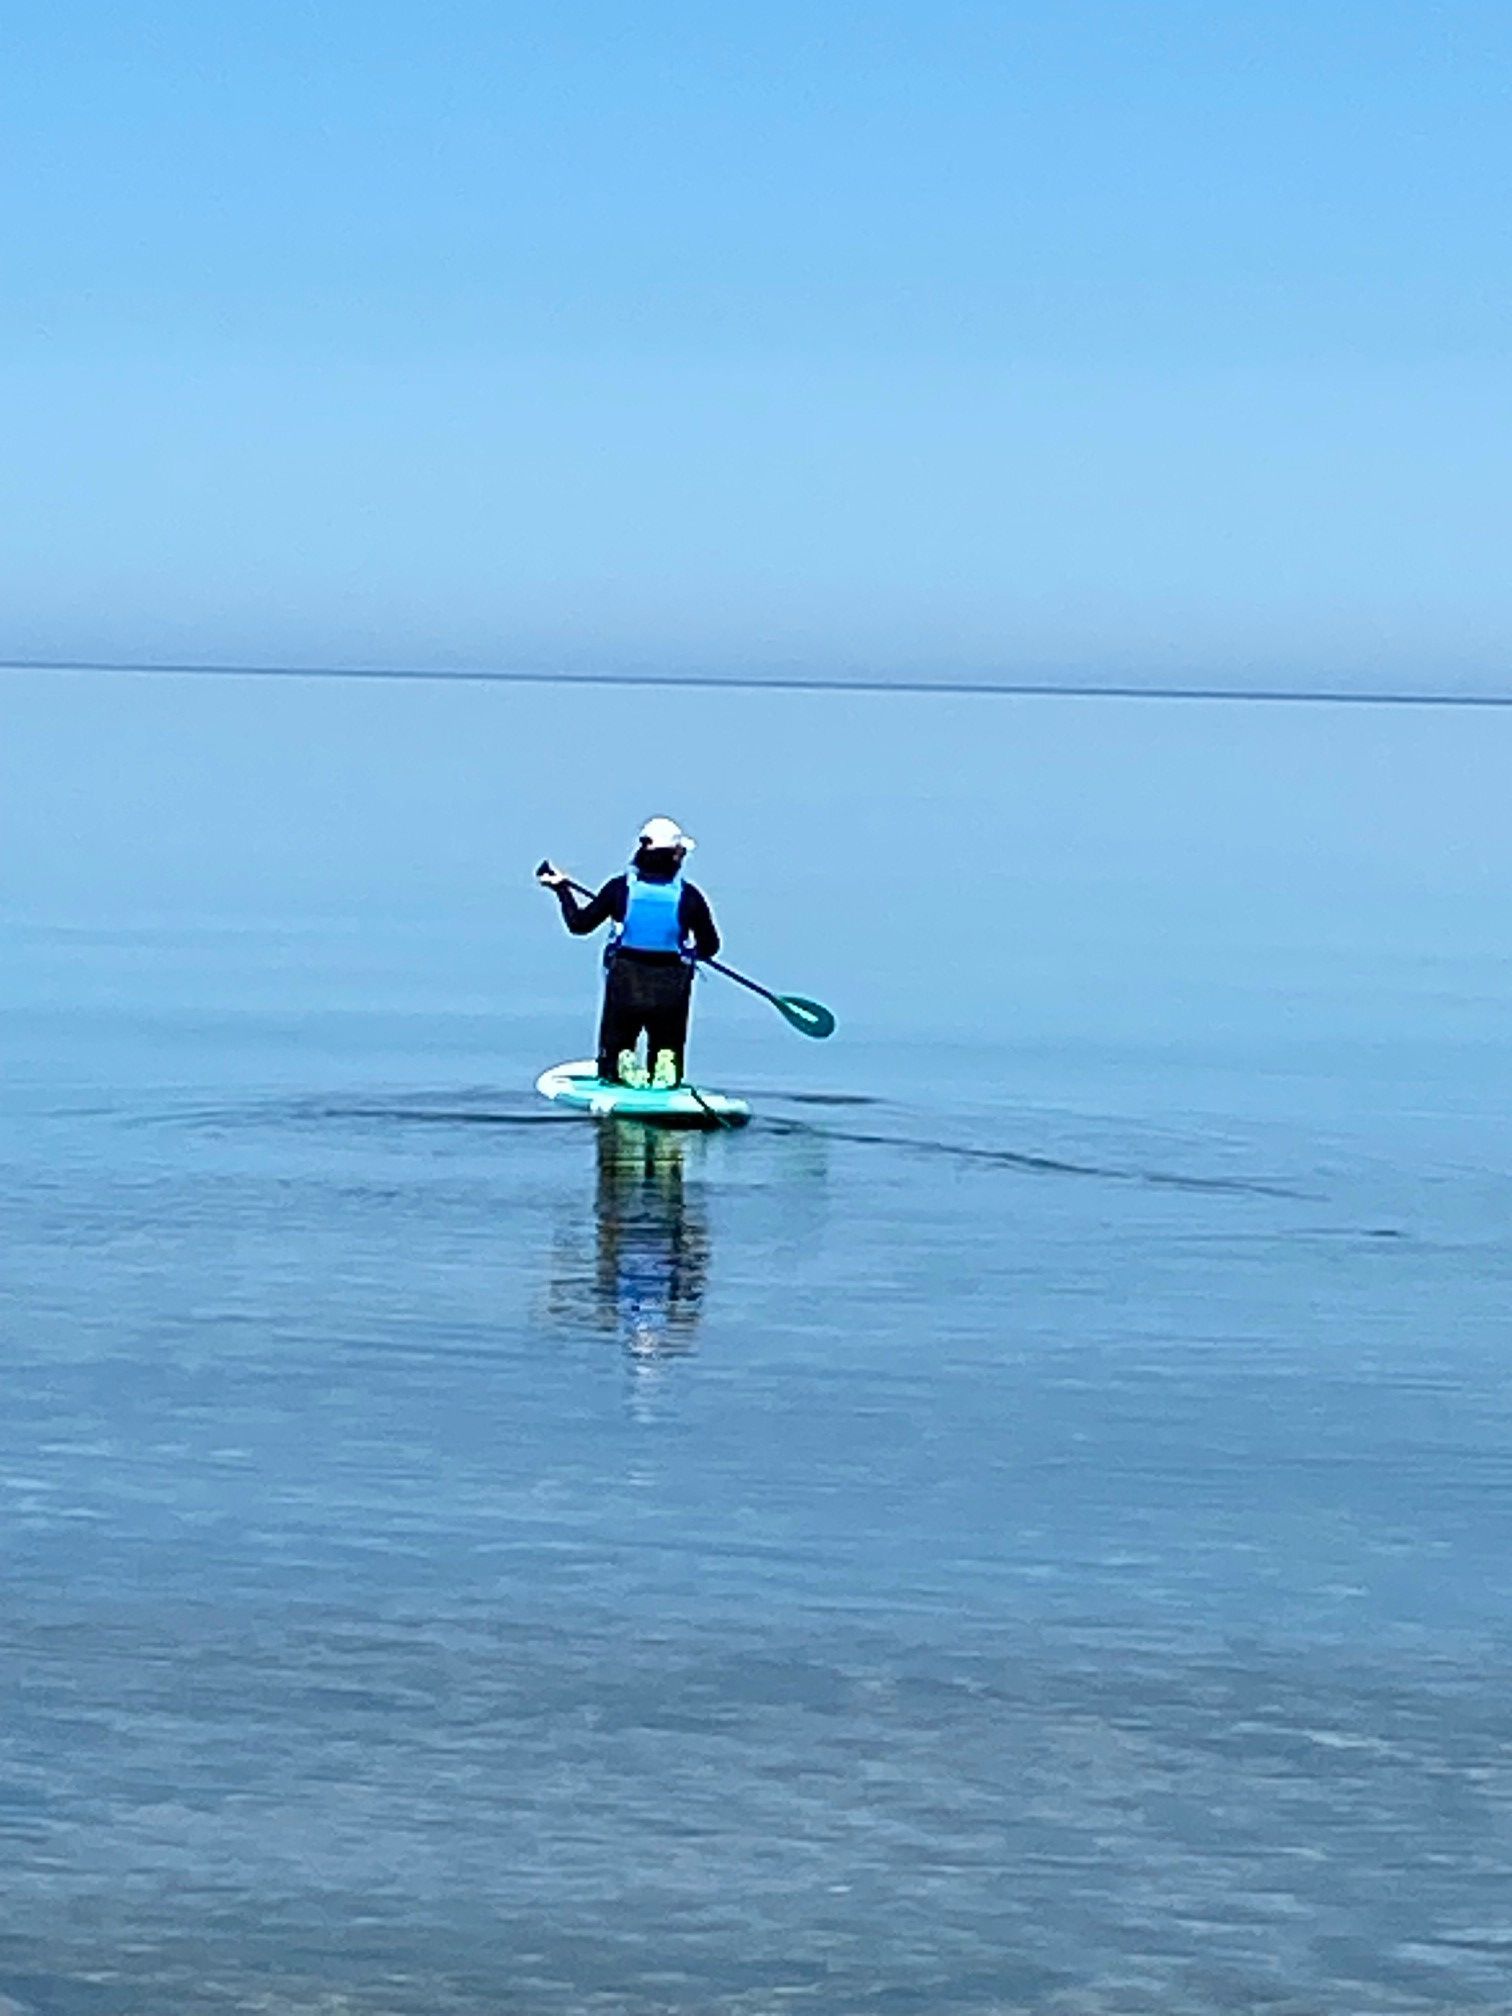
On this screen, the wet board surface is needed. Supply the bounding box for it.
[535,1059,752,1128]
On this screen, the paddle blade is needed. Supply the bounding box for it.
[774,993,836,1039]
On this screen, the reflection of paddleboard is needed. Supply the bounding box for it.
[535,1061,751,1130]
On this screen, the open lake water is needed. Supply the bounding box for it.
[3,669,1511,2014]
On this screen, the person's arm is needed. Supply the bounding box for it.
[681,884,721,960]
[553,875,625,936]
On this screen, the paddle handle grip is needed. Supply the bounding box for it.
[537,863,595,899]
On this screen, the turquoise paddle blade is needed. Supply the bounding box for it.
[774,993,836,1039]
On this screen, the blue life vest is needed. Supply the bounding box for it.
[617,870,687,954]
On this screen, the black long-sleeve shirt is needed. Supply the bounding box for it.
[554,875,721,960]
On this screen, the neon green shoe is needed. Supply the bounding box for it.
[651,1049,679,1089]
[616,1049,649,1088]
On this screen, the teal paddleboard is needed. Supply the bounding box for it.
[535,1060,751,1130]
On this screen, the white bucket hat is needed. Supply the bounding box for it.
[638,815,695,853]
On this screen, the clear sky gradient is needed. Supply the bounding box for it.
[3,2,1509,689]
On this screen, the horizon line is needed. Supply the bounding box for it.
[4,656,1511,708]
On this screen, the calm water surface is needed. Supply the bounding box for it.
[2,671,1511,2013]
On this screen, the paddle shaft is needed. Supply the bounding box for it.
[542,867,785,1008]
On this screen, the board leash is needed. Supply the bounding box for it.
[685,1080,738,1131]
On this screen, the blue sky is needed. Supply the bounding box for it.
[3,2,1509,687]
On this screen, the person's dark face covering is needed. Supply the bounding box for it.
[634,844,684,883]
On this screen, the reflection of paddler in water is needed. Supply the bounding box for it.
[547,1121,710,1365]
[541,1115,832,1398]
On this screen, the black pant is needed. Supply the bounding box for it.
[597,953,694,1082]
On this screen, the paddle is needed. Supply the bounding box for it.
[537,864,837,1040]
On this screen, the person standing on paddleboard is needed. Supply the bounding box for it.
[537,817,721,1088]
